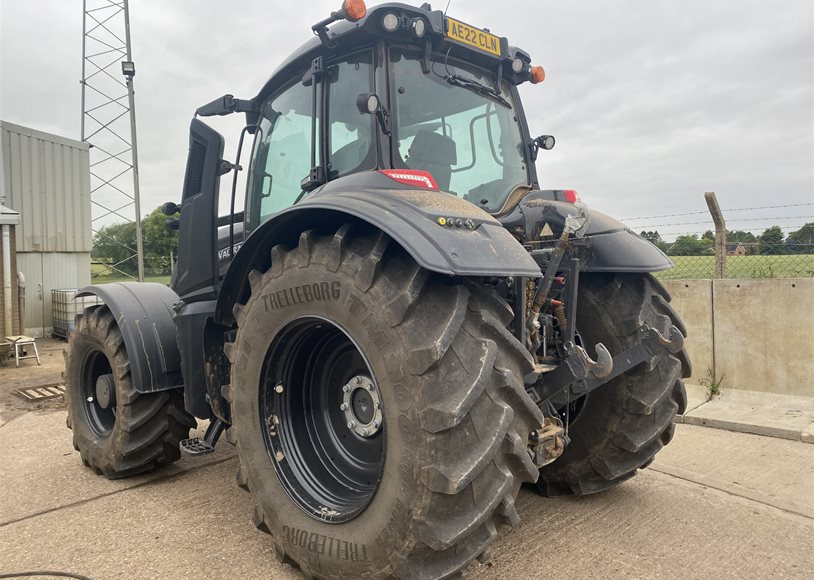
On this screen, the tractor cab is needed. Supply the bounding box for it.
[212,1,551,234]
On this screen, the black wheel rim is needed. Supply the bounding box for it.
[81,349,116,436]
[260,316,385,523]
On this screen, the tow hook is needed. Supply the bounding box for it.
[528,324,686,405]
[528,417,568,467]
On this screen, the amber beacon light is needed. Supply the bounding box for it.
[341,0,367,22]
[530,65,546,84]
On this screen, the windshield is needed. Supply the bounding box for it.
[391,47,529,212]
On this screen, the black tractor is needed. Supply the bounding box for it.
[65,2,690,578]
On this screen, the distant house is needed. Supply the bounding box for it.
[726,242,746,256]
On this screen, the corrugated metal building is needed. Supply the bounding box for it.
[1,121,92,336]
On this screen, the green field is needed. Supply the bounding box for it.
[91,263,170,285]
[656,254,814,280]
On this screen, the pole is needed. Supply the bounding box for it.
[704,192,726,279]
[80,0,87,142]
[2,225,13,335]
[123,0,144,282]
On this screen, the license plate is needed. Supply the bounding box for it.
[445,17,502,57]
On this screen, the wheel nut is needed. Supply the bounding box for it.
[340,403,348,411]
[373,421,381,429]
[342,385,350,392]
[347,421,356,429]
[367,383,374,391]
[362,428,370,436]
[355,376,362,384]
[274,384,284,394]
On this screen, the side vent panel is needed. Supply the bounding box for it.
[172,119,225,301]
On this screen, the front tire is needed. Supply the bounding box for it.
[536,273,690,496]
[227,225,544,579]
[65,305,195,478]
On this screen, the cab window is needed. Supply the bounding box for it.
[327,52,376,178]
[246,51,375,230]
[247,81,313,226]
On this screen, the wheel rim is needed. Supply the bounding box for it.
[260,316,385,523]
[81,349,116,436]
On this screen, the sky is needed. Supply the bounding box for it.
[1,0,812,239]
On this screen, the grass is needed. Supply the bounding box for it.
[91,263,170,285]
[655,254,814,280]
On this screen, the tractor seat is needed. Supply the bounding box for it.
[407,131,457,191]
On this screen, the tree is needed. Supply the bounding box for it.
[785,222,814,254]
[92,205,179,275]
[142,206,179,264]
[92,221,138,274]
[759,226,785,255]
[669,234,711,256]
[639,230,668,252]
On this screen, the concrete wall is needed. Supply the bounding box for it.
[664,278,814,397]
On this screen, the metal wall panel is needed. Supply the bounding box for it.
[17,251,91,337]
[1,121,91,253]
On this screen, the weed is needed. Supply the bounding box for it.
[700,367,724,401]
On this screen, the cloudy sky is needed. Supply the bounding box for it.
[1,0,812,238]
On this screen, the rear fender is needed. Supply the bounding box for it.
[215,179,541,326]
[77,283,183,393]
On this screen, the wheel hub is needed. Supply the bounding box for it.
[95,373,116,409]
[341,375,382,438]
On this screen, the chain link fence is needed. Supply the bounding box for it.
[623,198,814,280]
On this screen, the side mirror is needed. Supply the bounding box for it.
[165,217,180,231]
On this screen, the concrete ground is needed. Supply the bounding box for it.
[1,342,812,579]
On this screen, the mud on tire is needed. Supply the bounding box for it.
[65,305,196,478]
[227,224,545,579]
[536,273,691,496]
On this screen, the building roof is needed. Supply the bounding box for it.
[0,203,20,226]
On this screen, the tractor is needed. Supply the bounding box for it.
[65,2,690,578]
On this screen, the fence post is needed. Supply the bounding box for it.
[704,192,726,279]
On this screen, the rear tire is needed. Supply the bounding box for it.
[536,273,690,496]
[65,305,196,478]
[227,225,544,579]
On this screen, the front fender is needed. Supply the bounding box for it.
[215,181,540,326]
[77,283,183,393]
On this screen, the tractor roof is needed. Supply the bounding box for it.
[253,2,533,103]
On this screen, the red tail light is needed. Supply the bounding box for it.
[563,189,580,203]
[379,169,438,190]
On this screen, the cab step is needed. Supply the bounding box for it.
[180,417,226,456]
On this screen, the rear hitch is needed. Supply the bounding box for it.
[527,324,686,405]
[528,416,568,467]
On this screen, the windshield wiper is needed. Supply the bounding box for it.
[445,74,511,109]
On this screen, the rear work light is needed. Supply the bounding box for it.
[379,169,438,189]
[563,189,580,203]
